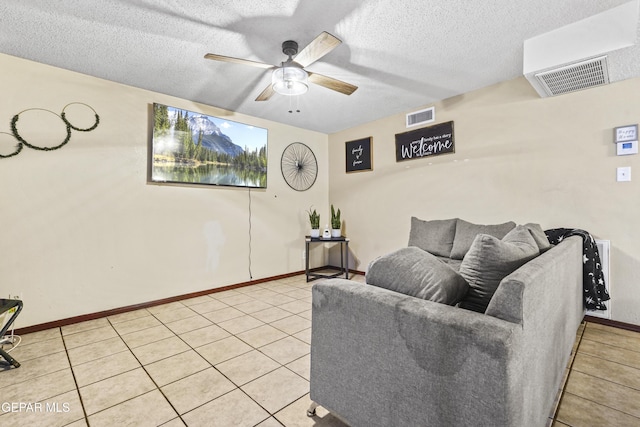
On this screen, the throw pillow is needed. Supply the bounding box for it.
[366,247,469,305]
[450,219,516,260]
[458,225,539,313]
[524,223,552,252]
[407,217,458,258]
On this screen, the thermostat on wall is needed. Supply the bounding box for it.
[617,140,638,156]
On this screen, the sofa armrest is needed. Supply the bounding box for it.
[486,235,583,325]
[310,279,523,427]
[486,235,584,425]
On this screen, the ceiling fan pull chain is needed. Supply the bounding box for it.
[287,95,301,114]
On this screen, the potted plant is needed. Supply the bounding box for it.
[331,204,342,237]
[307,207,320,238]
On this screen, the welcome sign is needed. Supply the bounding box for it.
[395,121,454,162]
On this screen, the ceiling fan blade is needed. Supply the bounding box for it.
[293,31,341,68]
[255,84,275,101]
[308,72,358,96]
[204,53,274,70]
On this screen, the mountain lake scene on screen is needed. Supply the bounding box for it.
[152,104,268,188]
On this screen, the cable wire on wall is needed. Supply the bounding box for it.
[248,187,253,280]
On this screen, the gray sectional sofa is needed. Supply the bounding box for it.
[309,218,584,427]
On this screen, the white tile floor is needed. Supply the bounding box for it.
[0,273,362,427]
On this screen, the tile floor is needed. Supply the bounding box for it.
[1,273,639,427]
[553,321,640,427]
[0,273,358,427]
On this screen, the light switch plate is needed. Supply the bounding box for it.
[617,166,631,182]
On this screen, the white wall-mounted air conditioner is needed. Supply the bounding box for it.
[524,0,639,97]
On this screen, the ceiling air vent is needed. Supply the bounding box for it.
[534,56,610,97]
[406,107,434,128]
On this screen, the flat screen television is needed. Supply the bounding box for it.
[150,103,268,188]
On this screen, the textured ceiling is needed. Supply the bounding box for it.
[1,0,638,133]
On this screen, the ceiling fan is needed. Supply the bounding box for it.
[204,31,358,101]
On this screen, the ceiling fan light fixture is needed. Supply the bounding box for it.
[205,32,357,102]
[272,64,309,96]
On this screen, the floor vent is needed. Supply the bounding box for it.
[587,239,611,319]
[534,56,609,97]
[406,107,435,128]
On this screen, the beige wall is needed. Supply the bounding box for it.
[328,76,640,326]
[3,50,639,329]
[0,53,329,328]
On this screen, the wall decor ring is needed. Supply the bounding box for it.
[11,109,72,151]
[61,102,100,132]
[1,102,100,159]
[0,132,23,159]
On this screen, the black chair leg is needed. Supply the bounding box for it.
[0,299,24,369]
[0,348,20,368]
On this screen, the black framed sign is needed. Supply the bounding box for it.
[345,137,372,172]
[395,121,454,162]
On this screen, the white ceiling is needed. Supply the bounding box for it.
[1,0,638,134]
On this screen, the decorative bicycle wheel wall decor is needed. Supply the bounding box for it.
[280,142,318,191]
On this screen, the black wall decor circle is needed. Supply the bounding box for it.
[11,109,72,151]
[0,102,100,159]
[281,142,317,191]
[0,132,23,159]
[61,102,100,132]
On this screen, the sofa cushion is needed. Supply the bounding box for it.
[366,247,469,305]
[436,256,462,272]
[524,223,552,252]
[458,225,539,313]
[408,217,458,258]
[450,219,516,260]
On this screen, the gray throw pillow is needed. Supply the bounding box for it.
[524,223,552,252]
[366,247,469,305]
[407,217,458,258]
[458,225,539,313]
[450,219,516,259]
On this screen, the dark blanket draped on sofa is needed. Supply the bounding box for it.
[545,228,610,310]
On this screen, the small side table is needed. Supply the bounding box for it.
[305,236,350,282]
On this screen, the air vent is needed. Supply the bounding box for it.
[406,107,435,128]
[534,56,610,97]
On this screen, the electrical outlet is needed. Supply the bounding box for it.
[301,250,306,260]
